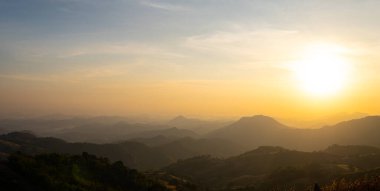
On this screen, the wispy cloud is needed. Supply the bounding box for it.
[0,74,77,83]
[183,28,302,65]
[0,65,128,84]
[140,0,188,11]
[25,42,185,59]
[185,28,299,52]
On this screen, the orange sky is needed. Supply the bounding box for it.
[1,1,380,122]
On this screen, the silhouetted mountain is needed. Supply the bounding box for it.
[157,137,243,160]
[126,127,199,139]
[207,115,292,150]
[319,116,380,146]
[129,135,179,147]
[0,117,170,143]
[0,152,170,191]
[0,131,243,171]
[168,115,192,125]
[0,132,171,170]
[4,115,380,152]
[207,115,380,151]
[324,144,380,156]
[229,115,288,129]
[167,115,231,134]
[165,145,380,190]
[2,130,380,190]
[280,112,368,129]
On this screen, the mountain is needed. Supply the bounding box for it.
[206,115,293,150]
[0,117,170,143]
[167,115,231,134]
[126,127,199,140]
[0,131,243,170]
[168,115,199,127]
[207,115,380,151]
[129,135,179,147]
[319,116,380,146]
[0,152,170,191]
[165,145,380,190]
[324,144,380,156]
[0,132,171,170]
[280,112,368,129]
[157,137,244,160]
[48,121,175,143]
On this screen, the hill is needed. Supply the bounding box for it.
[0,132,171,170]
[167,115,231,134]
[207,115,380,151]
[207,115,290,149]
[0,131,243,170]
[0,152,170,191]
[157,137,243,160]
[0,117,169,143]
[129,135,179,147]
[324,144,380,156]
[126,127,199,140]
[165,145,380,190]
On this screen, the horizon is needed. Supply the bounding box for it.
[0,111,373,129]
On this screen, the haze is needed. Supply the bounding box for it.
[1,0,380,122]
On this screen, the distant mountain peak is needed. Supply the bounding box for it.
[232,115,285,128]
[238,115,277,122]
[167,115,203,126]
[172,115,188,121]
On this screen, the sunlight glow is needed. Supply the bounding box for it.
[293,43,351,97]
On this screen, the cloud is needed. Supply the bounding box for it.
[29,42,184,59]
[183,28,302,65]
[140,0,188,11]
[0,65,128,84]
[0,74,77,83]
[185,28,299,53]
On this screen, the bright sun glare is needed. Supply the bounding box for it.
[293,43,351,97]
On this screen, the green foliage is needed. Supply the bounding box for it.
[6,152,169,191]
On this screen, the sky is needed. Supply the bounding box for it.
[0,0,380,120]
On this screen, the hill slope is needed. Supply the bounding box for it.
[0,152,170,191]
[0,132,171,170]
[165,145,380,190]
[207,115,380,151]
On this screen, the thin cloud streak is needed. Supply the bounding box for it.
[140,0,189,11]
[183,28,302,66]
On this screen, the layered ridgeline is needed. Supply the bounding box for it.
[1,115,380,152]
[167,115,231,134]
[0,115,229,143]
[1,115,380,168]
[165,145,380,190]
[0,117,170,143]
[1,145,380,191]
[0,132,242,170]
[1,132,380,190]
[206,115,380,151]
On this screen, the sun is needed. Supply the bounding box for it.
[292,43,351,97]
